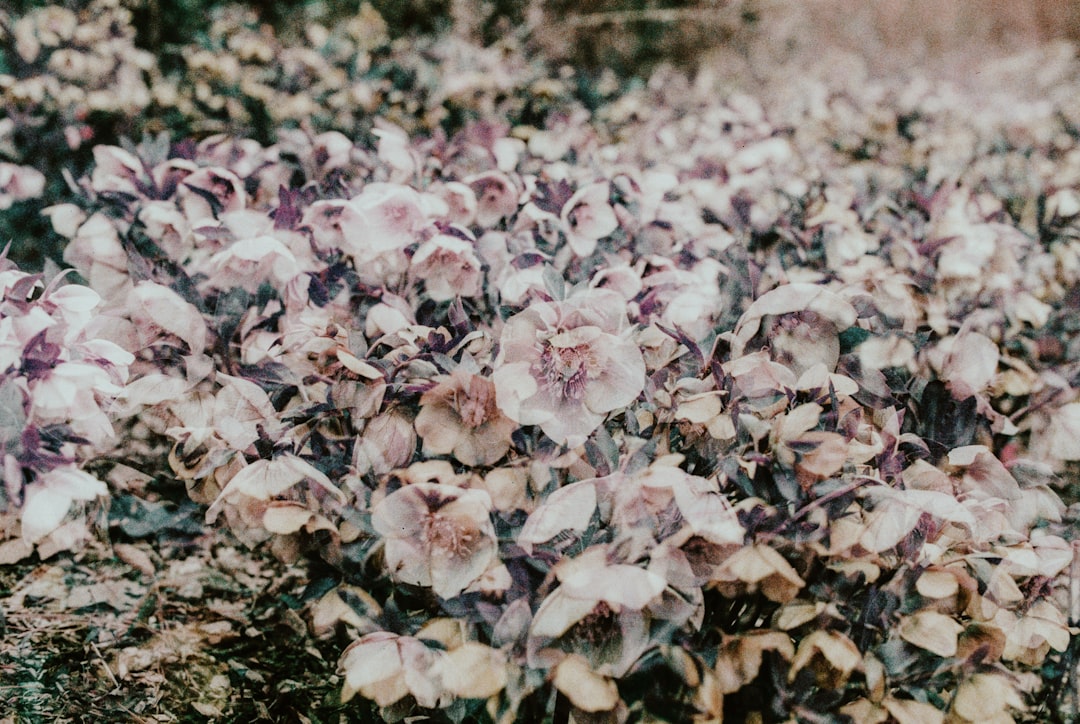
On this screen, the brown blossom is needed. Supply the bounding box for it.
[414,370,516,466]
[371,482,497,599]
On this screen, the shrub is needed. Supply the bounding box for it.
[2,2,1079,721]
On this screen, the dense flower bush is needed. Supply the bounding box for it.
[2,2,1080,722]
[0,260,132,562]
[0,0,586,269]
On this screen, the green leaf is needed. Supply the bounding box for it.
[838,326,872,353]
[541,264,566,301]
[0,378,27,448]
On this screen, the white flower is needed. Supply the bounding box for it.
[21,466,108,543]
[493,289,645,447]
[0,163,47,209]
[561,182,618,257]
[371,482,497,599]
[409,234,483,302]
[339,632,445,708]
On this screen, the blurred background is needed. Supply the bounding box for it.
[145,0,1080,72]
[9,0,1078,74]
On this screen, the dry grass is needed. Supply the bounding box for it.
[0,534,369,723]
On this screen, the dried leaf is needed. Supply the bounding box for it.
[947,446,1020,500]
[789,630,861,688]
[114,542,156,576]
[899,610,963,657]
[952,673,1022,721]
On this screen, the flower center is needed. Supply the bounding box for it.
[421,512,475,557]
[536,343,596,401]
[458,395,487,429]
[569,600,618,648]
[568,204,594,232]
[432,248,471,275]
[454,376,495,429]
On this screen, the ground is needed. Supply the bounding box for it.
[0,487,372,723]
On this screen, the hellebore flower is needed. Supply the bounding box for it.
[338,631,445,708]
[561,182,618,257]
[468,171,518,228]
[492,289,645,447]
[528,546,665,676]
[409,234,483,302]
[0,162,46,209]
[371,482,497,599]
[414,370,516,466]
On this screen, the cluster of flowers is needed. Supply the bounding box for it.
[0,0,571,163]
[0,0,583,268]
[13,47,1072,717]
[0,258,131,563]
[0,1,157,152]
[168,3,552,139]
[4,0,1080,719]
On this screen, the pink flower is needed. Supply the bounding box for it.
[561,182,618,257]
[302,185,428,275]
[42,203,86,239]
[639,257,725,339]
[61,213,132,299]
[414,370,516,466]
[492,289,645,447]
[0,163,46,209]
[127,281,207,354]
[409,234,483,302]
[178,167,248,222]
[88,146,146,197]
[301,199,358,253]
[312,131,354,172]
[137,202,193,262]
[433,181,478,227]
[204,235,302,292]
[373,127,417,179]
[371,482,497,599]
[468,171,518,228]
[149,158,198,198]
[195,135,266,178]
[354,409,417,476]
[351,183,428,253]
